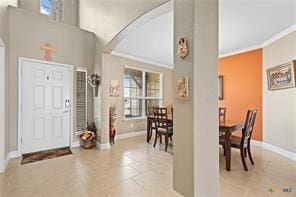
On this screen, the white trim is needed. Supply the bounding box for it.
[18,57,74,155]
[262,142,296,161]
[71,141,80,148]
[219,24,296,58]
[0,39,5,173]
[261,24,296,48]
[251,140,263,147]
[124,65,164,75]
[0,38,4,47]
[219,45,262,58]
[8,151,20,159]
[116,130,146,140]
[95,141,111,150]
[251,140,296,161]
[0,151,21,173]
[112,51,173,69]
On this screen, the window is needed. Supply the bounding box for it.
[76,69,87,132]
[124,67,163,119]
[40,0,52,16]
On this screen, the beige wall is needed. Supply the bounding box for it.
[8,6,96,151]
[194,0,219,196]
[0,1,17,157]
[173,0,219,196]
[18,0,79,26]
[173,0,194,196]
[263,31,296,154]
[101,53,172,139]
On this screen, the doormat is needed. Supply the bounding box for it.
[21,147,72,164]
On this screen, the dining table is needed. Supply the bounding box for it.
[146,115,173,143]
[219,120,244,171]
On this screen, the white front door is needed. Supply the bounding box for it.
[21,59,72,154]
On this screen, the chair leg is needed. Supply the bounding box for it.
[247,144,255,165]
[240,147,248,171]
[244,148,247,158]
[153,132,158,148]
[165,135,169,152]
[223,145,226,156]
[160,136,162,144]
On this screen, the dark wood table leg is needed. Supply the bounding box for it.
[146,117,151,142]
[225,129,231,171]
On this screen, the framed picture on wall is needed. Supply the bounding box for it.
[219,75,223,100]
[110,80,120,97]
[267,61,296,91]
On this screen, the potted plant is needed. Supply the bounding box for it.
[80,122,96,149]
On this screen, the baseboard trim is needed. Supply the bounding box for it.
[262,142,296,161]
[95,141,111,150]
[116,130,146,140]
[251,140,296,161]
[251,140,263,147]
[71,141,80,148]
[0,151,20,173]
[0,155,4,173]
[9,151,20,159]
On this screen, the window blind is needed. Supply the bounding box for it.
[76,70,87,132]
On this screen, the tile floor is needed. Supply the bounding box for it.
[0,136,295,197]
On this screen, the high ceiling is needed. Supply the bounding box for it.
[111,7,173,68]
[220,0,296,55]
[111,0,296,68]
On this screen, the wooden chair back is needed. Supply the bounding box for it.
[153,107,168,129]
[241,109,257,144]
[219,107,227,121]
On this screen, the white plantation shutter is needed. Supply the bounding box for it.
[76,70,87,132]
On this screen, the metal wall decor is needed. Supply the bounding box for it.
[177,76,189,102]
[88,73,101,97]
[178,38,188,59]
[40,43,56,61]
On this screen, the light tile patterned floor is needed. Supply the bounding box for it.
[0,136,295,197]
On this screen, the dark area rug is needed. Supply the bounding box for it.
[21,147,72,164]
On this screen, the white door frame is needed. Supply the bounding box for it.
[18,57,74,155]
[0,38,5,172]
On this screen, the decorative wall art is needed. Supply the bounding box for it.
[109,105,117,145]
[219,75,224,100]
[267,61,296,90]
[177,76,189,101]
[177,38,189,59]
[40,43,56,61]
[51,0,64,22]
[87,73,101,97]
[110,80,120,97]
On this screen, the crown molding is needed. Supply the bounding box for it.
[219,24,296,58]
[261,24,296,48]
[219,45,262,58]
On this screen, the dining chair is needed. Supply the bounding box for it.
[219,108,227,136]
[147,107,156,142]
[219,107,227,121]
[153,107,173,152]
[219,109,257,171]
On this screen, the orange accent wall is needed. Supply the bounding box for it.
[219,49,263,141]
